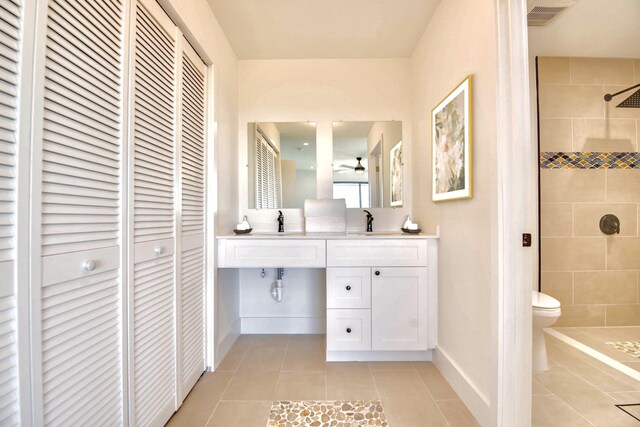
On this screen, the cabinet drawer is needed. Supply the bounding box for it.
[218,239,326,268]
[326,309,371,351]
[327,239,428,267]
[327,267,371,309]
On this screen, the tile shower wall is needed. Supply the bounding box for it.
[539,56,640,327]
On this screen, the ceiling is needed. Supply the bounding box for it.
[207,0,441,59]
[277,122,317,171]
[528,0,640,58]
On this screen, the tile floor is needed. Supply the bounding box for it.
[554,327,640,373]
[166,334,479,427]
[533,332,640,426]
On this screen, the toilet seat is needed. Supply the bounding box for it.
[532,290,560,310]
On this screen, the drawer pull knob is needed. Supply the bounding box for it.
[83,260,96,272]
[155,246,165,256]
[375,271,380,276]
[346,328,352,333]
[346,285,351,291]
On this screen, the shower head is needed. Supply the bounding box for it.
[604,83,640,108]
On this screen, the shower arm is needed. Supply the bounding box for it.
[604,83,640,102]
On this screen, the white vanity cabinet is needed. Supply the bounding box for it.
[217,233,438,362]
[326,239,432,358]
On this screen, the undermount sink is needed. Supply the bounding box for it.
[249,232,305,236]
[346,231,402,236]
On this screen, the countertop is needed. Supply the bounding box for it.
[217,231,439,240]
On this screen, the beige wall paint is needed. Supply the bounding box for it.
[411,0,497,420]
[538,56,640,327]
[238,58,413,230]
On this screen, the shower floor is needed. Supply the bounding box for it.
[553,327,640,373]
[533,331,640,426]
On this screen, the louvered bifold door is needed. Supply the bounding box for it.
[38,0,125,425]
[0,1,22,424]
[131,0,177,425]
[178,39,207,400]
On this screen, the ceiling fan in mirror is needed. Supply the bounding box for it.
[334,157,366,174]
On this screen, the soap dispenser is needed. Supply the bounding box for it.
[403,215,412,229]
[240,215,251,230]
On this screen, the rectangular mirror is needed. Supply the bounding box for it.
[248,122,317,209]
[332,121,402,208]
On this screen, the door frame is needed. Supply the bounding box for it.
[493,0,534,425]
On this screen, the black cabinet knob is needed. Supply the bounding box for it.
[375,271,380,276]
[346,328,352,333]
[346,285,351,291]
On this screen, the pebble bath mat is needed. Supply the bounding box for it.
[606,341,640,358]
[267,400,388,427]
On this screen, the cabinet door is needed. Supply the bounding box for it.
[39,0,125,424]
[178,40,207,401]
[0,1,22,423]
[371,267,428,351]
[131,0,177,425]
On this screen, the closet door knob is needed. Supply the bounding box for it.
[83,260,96,272]
[346,328,352,333]
[155,246,165,256]
[345,285,351,291]
[375,271,380,276]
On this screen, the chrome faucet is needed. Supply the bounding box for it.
[364,210,373,232]
[277,210,284,232]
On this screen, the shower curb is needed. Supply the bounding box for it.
[544,328,640,382]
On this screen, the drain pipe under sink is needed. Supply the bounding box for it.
[270,268,285,302]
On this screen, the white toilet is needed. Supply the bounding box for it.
[532,290,561,371]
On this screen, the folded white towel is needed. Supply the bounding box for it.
[304,199,347,232]
[305,217,346,233]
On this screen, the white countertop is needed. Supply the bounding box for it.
[217,231,438,240]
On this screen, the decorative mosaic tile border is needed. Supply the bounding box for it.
[607,341,640,359]
[267,400,388,427]
[540,152,640,169]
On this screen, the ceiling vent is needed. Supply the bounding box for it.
[527,0,577,27]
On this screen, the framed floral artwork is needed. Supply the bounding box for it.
[389,140,402,207]
[432,75,472,202]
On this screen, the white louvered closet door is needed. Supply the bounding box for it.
[0,1,22,424]
[131,0,177,425]
[39,0,125,425]
[178,39,207,400]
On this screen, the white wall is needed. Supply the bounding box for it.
[236,58,414,328]
[411,0,498,424]
[160,0,240,366]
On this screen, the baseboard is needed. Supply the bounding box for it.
[327,350,432,362]
[434,346,491,426]
[241,317,326,334]
[215,318,241,370]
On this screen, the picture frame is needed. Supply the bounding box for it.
[432,75,472,202]
[389,140,403,207]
